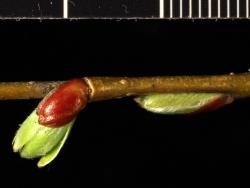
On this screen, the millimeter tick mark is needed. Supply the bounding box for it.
[208,0,212,18]
[170,0,173,18]
[160,0,164,18]
[227,0,230,18]
[237,0,239,18]
[189,0,192,18]
[218,0,221,18]
[198,0,201,18]
[180,0,183,18]
[63,0,68,18]
[247,0,249,18]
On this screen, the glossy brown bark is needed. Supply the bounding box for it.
[1,73,250,101]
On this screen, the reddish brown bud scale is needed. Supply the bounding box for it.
[191,95,234,114]
[37,79,89,128]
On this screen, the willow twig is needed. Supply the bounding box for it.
[1,73,250,101]
[0,81,63,100]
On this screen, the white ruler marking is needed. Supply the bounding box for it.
[63,0,68,18]
[208,0,212,18]
[237,0,240,18]
[180,0,183,18]
[198,0,201,18]
[170,0,173,18]
[160,0,164,18]
[189,0,192,18]
[247,0,249,18]
[218,0,221,18]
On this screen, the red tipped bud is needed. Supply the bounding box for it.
[135,93,234,115]
[37,79,89,128]
[192,94,234,114]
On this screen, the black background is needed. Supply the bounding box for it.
[0,0,62,17]
[69,0,158,18]
[0,20,250,186]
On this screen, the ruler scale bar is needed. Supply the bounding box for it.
[1,0,250,19]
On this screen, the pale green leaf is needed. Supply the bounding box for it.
[13,109,75,161]
[135,93,226,114]
[13,110,40,152]
[20,123,70,159]
[37,121,74,168]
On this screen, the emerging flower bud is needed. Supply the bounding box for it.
[13,79,89,167]
[135,93,234,114]
[13,110,74,168]
[37,79,88,128]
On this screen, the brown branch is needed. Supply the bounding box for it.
[86,73,250,101]
[0,81,63,100]
[1,73,250,101]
